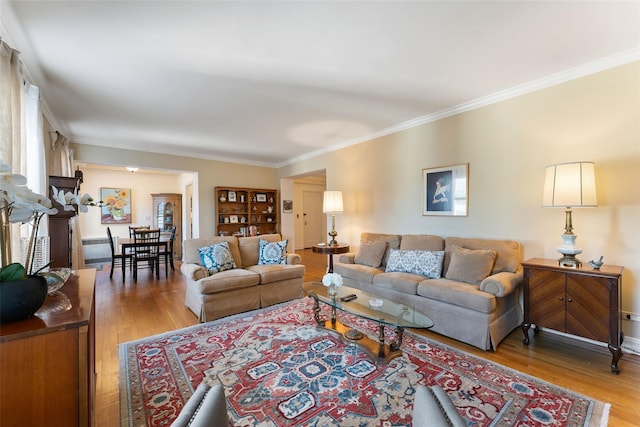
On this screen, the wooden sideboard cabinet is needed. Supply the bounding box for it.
[521,258,624,373]
[0,269,96,426]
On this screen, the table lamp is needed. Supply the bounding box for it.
[323,190,343,246]
[542,161,597,267]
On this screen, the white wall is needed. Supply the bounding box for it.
[279,62,640,346]
[71,145,280,239]
[69,62,640,349]
[75,166,186,241]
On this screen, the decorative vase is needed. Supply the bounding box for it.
[111,208,124,221]
[0,275,48,323]
[328,284,338,296]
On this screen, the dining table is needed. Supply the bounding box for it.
[119,235,170,280]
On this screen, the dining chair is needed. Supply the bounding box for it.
[129,225,150,237]
[106,226,128,281]
[159,226,177,272]
[132,228,161,282]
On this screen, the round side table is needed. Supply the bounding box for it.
[312,243,350,273]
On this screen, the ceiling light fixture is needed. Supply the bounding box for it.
[126,167,139,173]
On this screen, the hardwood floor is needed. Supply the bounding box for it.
[95,249,640,426]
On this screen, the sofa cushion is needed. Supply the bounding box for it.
[184,236,242,267]
[360,233,401,267]
[334,263,383,285]
[417,278,497,313]
[194,269,260,294]
[372,271,425,295]
[246,264,305,285]
[354,241,387,268]
[399,234,444,251]
[258,238,288,265]
[238,234,282,267]
[385,249,445,279]
[198,241,237,273]
[444,237,520,274]
[445,245,497,285]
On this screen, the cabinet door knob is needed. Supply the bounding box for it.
[559,297,564,301]
[567,298,573,302]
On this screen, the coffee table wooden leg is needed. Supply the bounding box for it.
[390,326,404,352]
[309,292,325,327]
[378,322,386,357]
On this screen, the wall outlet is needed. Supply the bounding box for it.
[621,311,640,322]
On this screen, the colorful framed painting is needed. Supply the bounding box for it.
[422,164,468,216]
[100,187,132,224]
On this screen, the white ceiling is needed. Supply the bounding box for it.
[3,1,639,167]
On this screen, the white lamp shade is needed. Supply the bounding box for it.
[542,162,597,207]
[323,191,344,213]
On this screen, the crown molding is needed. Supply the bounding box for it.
[280,49,640,168]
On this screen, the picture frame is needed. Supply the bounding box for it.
[256,193,267,202]
[227,191,237,202]
[230,215,239,223]
[100,187,132,224]
[282,199,293,213]
[422,163,468,216]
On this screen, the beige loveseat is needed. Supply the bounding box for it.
[181,234,305,321]
[334,233,522,350]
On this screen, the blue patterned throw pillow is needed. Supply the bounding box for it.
[385,249,445,278]
[197,241,237,273]
[258,239,288,265]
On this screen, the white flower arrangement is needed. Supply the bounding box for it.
[0,160,99,279]
[51,185,101,213]
[322,272,343,288]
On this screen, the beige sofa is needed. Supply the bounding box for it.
[334,233,523,350]
[181,234,305,321]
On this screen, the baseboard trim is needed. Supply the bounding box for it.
[85,257,110,265]
[622,336,640,356]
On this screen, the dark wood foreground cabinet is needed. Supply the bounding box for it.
[521,258,624,373]
[49,175,81,268]
[0,269,96,426]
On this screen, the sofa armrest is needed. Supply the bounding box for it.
[480,271,522,297]
[337,252,356,264]
[181,263,209,281]
[286,253,302,265]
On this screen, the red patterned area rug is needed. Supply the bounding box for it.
[119,298,609,426]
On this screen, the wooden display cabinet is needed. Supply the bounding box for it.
[521,258,624,373]
[152,193,182,258]
[215,187,278,237]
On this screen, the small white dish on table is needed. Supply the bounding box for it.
[369,298,383,309]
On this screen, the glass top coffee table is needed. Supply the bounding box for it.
[303,282,434,364]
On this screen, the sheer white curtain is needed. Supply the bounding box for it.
[22,81,52,268]
[0,40,24,263]
[50,127,86,267]
[50,131,73,177]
